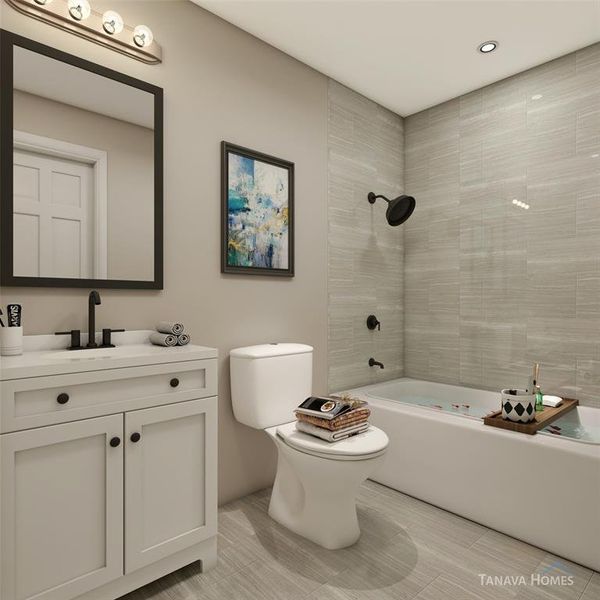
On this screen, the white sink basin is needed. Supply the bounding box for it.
[47,347,124,360]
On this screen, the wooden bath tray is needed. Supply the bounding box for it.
[483,398,578,435]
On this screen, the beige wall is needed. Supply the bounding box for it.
[0,0,329,504]
[403,44,600,407]
[13,90,154,281]
[327,81,405,392]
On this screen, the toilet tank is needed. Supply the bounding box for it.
[230,343,313,429]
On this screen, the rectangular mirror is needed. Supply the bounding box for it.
[1,31,163,288]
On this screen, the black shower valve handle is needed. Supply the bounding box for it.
[366,315,381,331]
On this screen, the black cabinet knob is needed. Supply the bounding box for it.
[170,378,180,388]
[109,437,121,448]
[57,393,70,405]
[130,432,141,443]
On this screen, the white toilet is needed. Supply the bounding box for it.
[230,343,389,550]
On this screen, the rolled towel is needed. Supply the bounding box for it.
[150,332,177,347]
[177,334,190,346]
[156,321,184,335]
[295,420,369,442]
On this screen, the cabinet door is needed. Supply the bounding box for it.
[1,415,123,600]
[124,397,217,573]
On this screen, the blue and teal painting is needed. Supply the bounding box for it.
[227,152,289,270]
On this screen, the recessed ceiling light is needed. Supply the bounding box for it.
[531,94,543,100]
[478,41,498,54]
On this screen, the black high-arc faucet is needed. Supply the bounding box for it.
[87,290,101,348]
[56,290,124,350]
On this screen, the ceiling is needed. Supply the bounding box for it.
[194,0,600,116]
[14,46,154,129]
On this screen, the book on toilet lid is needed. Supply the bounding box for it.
[295,396,367,420]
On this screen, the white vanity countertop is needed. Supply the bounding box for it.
[0,331,218,380]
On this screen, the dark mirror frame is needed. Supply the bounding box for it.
[0,30,163,289]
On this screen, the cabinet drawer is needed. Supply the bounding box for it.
[0,359,217,433]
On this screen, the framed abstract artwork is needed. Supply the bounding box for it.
[221,142,294,276]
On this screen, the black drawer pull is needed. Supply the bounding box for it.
[170,378,180,388]
[57,393,70,405]
[130,432,141,443]
[109,437,121,448]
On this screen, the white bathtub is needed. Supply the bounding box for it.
[344,378,600,571]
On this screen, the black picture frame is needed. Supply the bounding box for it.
[221,141,294,277]
[0,30,164,289]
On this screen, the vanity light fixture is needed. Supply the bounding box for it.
[4,0,162,64]
[67,0,90,21]
[478,40,498,54]
[102,10,123,34]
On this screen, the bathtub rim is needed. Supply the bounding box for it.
[341,378,600,451]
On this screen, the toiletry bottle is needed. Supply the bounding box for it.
[535,384,543,412]
[533,364,543,412]
[527,363,538,395]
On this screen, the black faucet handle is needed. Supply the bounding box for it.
[366,315,381,331]
[101,328,125,348]
[55,330,83,350]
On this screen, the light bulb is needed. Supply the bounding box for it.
[133,25,153,48]
[102,10,124,34]
[33,0,53,5]
[68,0,91,21]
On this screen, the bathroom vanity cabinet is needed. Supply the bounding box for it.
[0,337,218,600]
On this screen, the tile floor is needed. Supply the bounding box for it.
[123,480,599,600]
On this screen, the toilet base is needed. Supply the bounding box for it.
[268,433,385,550]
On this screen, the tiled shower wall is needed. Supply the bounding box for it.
[328,81,404,392]
[403,44,600,407]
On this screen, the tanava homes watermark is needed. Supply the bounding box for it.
[479,560,575,588]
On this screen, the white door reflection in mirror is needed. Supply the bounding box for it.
[13,132,107,279]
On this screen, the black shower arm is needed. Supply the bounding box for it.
[367,192,391,204]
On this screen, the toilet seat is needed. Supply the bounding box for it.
[272,421,389,461]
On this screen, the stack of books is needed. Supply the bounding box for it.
[295,395,370,442]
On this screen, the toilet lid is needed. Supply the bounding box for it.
[275,421,389,460]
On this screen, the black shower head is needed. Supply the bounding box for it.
[367,192,416,226]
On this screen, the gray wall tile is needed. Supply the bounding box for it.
[327,80,404,392]
[403,43,600,406]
